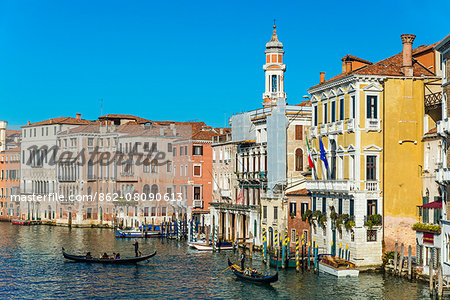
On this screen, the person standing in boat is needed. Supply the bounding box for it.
[133,239,139,257]
[240,249,245,270]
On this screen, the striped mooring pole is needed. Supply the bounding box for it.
[339,242,342,258]
[307,241,311,269]
[314,243,318,273]
[177,219,181,240]
[282,229,287,269]
[262,228,267,263]
[274,229,278,261]
[295,234,300,272]
[213,225,218,252]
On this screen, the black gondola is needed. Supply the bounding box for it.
[62,248,156,264]
[227,258,278,284]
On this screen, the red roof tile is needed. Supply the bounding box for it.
[286,188,309,195]
[310,44,438,90]
[23,117,94,127]
[341,54,372,64]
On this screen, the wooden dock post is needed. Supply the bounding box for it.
[301,237,305,273]
[430,267,434,296]
[394,243,398,274]
[399,243,404,276]
[438,265,443,299]
[408,245,412,280]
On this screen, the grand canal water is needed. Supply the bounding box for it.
[0,222,431,299]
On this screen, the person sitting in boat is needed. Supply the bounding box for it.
[251,268,257,277]
[244,268,251,275]
[115,253,120,259]
[102,252,109,259]
[85,252,92,259]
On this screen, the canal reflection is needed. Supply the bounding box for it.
[0,223,430,299]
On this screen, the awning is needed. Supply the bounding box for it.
[422,201,442,209]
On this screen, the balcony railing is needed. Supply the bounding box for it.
[220,189,232,198]
[306,180,356,192]
[365,180,379,191]
[436,168,450,183]
[311,126,318,138]
[336,120,344,133]
[328,122,336,133]
[193,200,203,209]
[320,124,328,135]
[365,119,381,132]
[347,119,355,132]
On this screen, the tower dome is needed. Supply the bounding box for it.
[265,25,284,50]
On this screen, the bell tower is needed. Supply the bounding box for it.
[262,24,286,107]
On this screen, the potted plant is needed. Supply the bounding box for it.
[290,212,295,219]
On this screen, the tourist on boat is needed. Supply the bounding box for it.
[133,239,139,257]
[115,253,120,259]
[251,268,257,277]
[102,253,109,259]
[85,252,92,259]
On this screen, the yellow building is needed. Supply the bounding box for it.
[306,34,441,266]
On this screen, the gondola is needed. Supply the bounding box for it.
[62,248,156,264]
[227,258,278,284]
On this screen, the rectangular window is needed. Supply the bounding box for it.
[366,95,378,119]
[324,103,328,123]
[351,96,356,119]
[263,206,267,219]
[339,98,344,120]
[312,197,316,211]
[193,145,203,156]
[184,146,188,155]
[338,198,343,215]
[331,101,336,122]
[314,106,318,126]
[350,199,354,217]
[194,186,201,200]
[367,199,377,216]
[295,125,303,140]
[322,197,326,214]
[366,156,376,180]
[291,230,296,242]
[180,146,184,156]
[161,207,167,216]
[167,161,172,173]
[289,202,297,216]
[274,206,278,220]
[168,143,172,152]
[193,165,201,176]
[144,207,149,217]
[272,75,278,92]
[301,203,309,216]
[151,207,156,216]
[86,208,92,219]
[367,229,377,242]
[173,148,177,157]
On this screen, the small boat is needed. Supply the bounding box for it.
[227,258,278,284]
[188,238,208,248]
[193,241,233,251]
[11,219,31,226]
[62,248,156,264]
[115,229,161,238]
[318,255,359,277]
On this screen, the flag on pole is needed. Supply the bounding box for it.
[319,137,329,170]
[306,137,315,168]
[236,187,244,205]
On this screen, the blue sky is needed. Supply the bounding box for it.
[0,0,449,128]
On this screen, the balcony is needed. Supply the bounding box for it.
[336,120,344,133]
[328,122,336,134]
[436,168,450,183]
[365,180,379,191]
[437,118,450,136]
[193,200,204,209]
[365,119,381,132]
[347,119,355,132]
[311,126,318,138]
[320,124,328,135]
[220,189,232,198]
[306,180,356,193]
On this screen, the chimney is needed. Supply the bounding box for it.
[27,121,30,125]
[345,61,352,73]
[320,72,325,84]
[401,34,416,77]
[76,113,81,119]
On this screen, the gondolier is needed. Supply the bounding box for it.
[133,239,139,257]
[240,250,245,269]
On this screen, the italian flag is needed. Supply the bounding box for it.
[306,137,315,168]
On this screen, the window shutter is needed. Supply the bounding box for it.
[367,96,371,119]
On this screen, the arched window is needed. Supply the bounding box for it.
[143,184,150,196]
[330,140,337,179]
[151,184,158,195]
[87,187,92,196]
[295,148,303,171]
